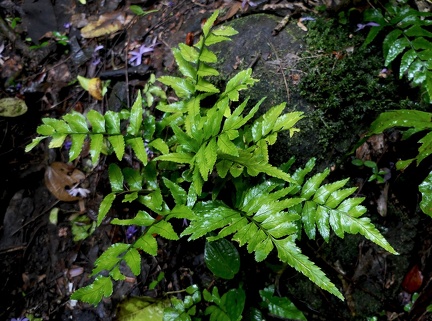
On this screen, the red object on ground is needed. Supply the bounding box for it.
[402,265,423,293]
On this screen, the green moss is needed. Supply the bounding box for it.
[293,17,420,164]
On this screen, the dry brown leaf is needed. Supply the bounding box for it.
[297,20,308,31]
[218,2,242,22]
[88,78,103,100]
[81,12,133,38]
[45,162,85,202]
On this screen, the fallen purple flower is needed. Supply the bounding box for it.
[91,45,104,66]
[11,318,29,321]
[356,22,380,32]
[64,140,72,150]
[129,44,154,66]
[300,16,316,22]
[126,225,138,240]
[67,187,90,198]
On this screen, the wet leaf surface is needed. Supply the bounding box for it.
[1,1,432,320]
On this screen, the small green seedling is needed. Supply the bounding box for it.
[352,159,388,183]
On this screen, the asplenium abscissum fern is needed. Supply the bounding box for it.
[368,109,432,217]
[361,1,432,101]
[26,10,397,307]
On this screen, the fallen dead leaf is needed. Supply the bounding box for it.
[45,162,86,202]
[81,11,133,38]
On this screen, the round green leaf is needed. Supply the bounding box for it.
[0,97,28,117]
[204,238,240,279]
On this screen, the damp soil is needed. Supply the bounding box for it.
[1,1,432,320]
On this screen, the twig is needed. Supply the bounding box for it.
[267,42,290,103]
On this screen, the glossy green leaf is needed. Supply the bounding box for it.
[63,112,89,133]
[25,136,47,152]
[302,200,317,239]
[407,59,426,83]
[51,133,68,149]
[71,276,113,306]
[223,68,258,101]
[123,168,142,190]
[162,177,187,205]
[97,193,116,226]
[156,153,193,164]
[108,135,125,160]
[182,201,240,240]
[109,163,124,192]
[199,47,217,63]
[313,178,349,204]
[158,76,194,99]
[42,118,71,133]
[260,285,306,320]
[204,238,240,279]
[112,210,155,226]
[325,187,357,208]
[368,110,432,134]
[87,109,105,133]
[104,110,120,135]
[148,220,179,240]
[274,237,344,301]
[216,160,232,178]
[196,78,219,93]
[123,248,141,276]
[418,131,432,164]
[217,132,239,156]
[117,297,170,321]
[128,91,143,136]
[383,29,402,58]
[173,48,196,79]
[400,49,417,78]
[385,37,410,66]
[90,133,103,164]
[420,171,432,217]
[36,124,55,136]
[197,63,219,77]
[69,133,86,161]
[405,24,432,37]
[212,25,238,37]
[412,37,431,50]
[149,138,169,155]
[178,43,199,62]
[202,10,218,37]
[127,137,148,165]
[301,169,330,200]
[93,243,131,275]
[135,233,158,256]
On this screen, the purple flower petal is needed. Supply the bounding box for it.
[126,225,139,240]
[356,22,379,32]
[300,16,316,22]
[94,45,104,52]
[128,44,154,66]
[365,22,380,27]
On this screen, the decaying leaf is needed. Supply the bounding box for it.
[297,20,308,32]
[77,76,104,100]
[0,97,28,117]
[45,162,86,201]
[81,12,133,38]
[356,133,386,161]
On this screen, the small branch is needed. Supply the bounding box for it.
[268,42,290,103]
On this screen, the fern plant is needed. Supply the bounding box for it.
[361,0,432,101]
[26,10,397,314]
[368,109,432,217]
